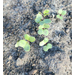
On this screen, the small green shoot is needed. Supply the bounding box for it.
[43,43,52,51]
[38,29,49,36]
[39,19,51,25]
[35,13,43,23]
[24,34,35,42]
[39,38,49,46]
[38,24,50,29]
[15,34,36,51]
[43,9,49,17]
[56,9,67,20]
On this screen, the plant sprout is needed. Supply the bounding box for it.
[56,9,67,20]
[38,29,49,36]
[39,19,51,25]
[35,13,43,23]
[39,38,49,46]
[39,38,52,51]
[43,43,52,51]
[43,9,49,17]
[15,34,36,51]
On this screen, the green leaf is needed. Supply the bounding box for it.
[56,15,63,20]
[29,36,36,42]
[44,19,51,24]
[35,18,41,23]
[35,13,43,23]
[36,13,43,19]
[38,25,44,29]
[43,9,49,14]
[38,29,43,35]
[43,29,49,36]
[59,16,63,20]
[58,9,62,14]
[38,24,50,29]
[56,15,60,18]
[44,24,50,28]
[24,34,30,41]
[15,41,19,47]
[43,38,49,44]
[24,43,30,51]
[39,21,45,25]
[15,40,27,48]
[43,46,48,51]
[47,43,52,49]
[39,38,49,46]
[39,41,45,46]
[62,11,67,15]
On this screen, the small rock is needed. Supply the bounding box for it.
[29,70,38,75]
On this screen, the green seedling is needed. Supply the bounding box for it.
[38,24,50,29]
[43,9,49,17]
[39,38,52,51]
[39,38,49,46]
[35,13,43,23]
[15,34,36,51]
[43,43,52,51]
[56,9,67,20]
[39,19,51,25]
[38,29,49,36]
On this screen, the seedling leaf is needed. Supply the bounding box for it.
[38,25,44,29]
[35,18,41,23]
[15,42,19,47]
[47,43,52,49]
[43,38,49,44]
[36,13,43,19]
[58,9,62,14]
[24,43,30,51]
[15,40,27,48]
[43,46,48,51]
[35,13,43,23]
[56,15,60,18]
[56,15,63,20]
[38,29,43,35]
[43,29,49,36]
[44,19,51,24]
[44,24,50,28]
[29,36,36,42]
[39,21,45,25]
[62,11,67,15]
[24,34,30,41]
[43,9,49,14]
[39,41,45,46]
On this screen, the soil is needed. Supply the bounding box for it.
[3,0,72,75]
